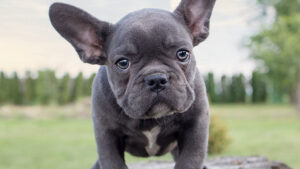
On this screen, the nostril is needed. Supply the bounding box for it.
[148,80,155,87]
[160,78,167,85]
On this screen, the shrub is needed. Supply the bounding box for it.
[208,115,231,154]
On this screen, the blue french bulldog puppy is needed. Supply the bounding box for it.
[49,0,216,169]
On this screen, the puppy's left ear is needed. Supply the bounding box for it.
[49,3,111,65]
[174,0,216,46]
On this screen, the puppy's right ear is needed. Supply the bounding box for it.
[49,3,111,65]
[174,0,216,46]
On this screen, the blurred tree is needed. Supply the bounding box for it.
[23,71,36,104]
[220,75,231,103]
[237,74,246,103]
[0,71,9,104]
[251,71,267,103]
[230,74,246,103]
[0,70,98,105]
[70,72,84,102]
[83,73,96,96]
[35,70,58,105]
[249,0,300,111]
[88,73,96,95]
[57,73,71,105]
[10,72,24,105]
[229,76,237,102]
[205,72,217,103]
[257,0,300,16]
[82,77,90,97]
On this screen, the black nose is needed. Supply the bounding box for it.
[144,73,169,92]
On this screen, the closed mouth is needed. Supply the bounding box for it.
[143,100,175,119]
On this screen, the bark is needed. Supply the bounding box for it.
[129,156,291,169]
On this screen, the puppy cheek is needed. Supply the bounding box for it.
[107,71,128,97]
[170,76,195,113]
[182,56,197,84]
[179,72,196,111]
[182,85,195,112]
[171,86,194,113]
[108,71,133,106]
[122,84,152,117]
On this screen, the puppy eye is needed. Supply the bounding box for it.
[176,50,190,62]
[116,58,130,70]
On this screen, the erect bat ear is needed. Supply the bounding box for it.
[49,3,111,65]
[174,0,216,46]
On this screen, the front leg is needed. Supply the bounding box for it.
[93,123,127,169]
[174,111,210,169]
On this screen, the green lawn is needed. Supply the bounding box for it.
[210,104,300,169]
[0,104,299,169]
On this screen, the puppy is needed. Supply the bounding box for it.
[49,0,216,169]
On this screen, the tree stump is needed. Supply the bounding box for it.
[129,156,291,169]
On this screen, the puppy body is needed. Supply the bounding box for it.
[92,66,209,156]
[49,1,216,169]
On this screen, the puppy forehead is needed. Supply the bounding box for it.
[111,9,191,48]
[119,9,179,31]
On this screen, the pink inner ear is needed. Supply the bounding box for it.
[191,24,201,37]
[185,0,210,36]
[77,26,102,58]
[188,2,201,24]
[191,22,209,37]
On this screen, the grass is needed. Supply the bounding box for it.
[0,119,96,169]
[0,103,299,169]
[210,104,300,168]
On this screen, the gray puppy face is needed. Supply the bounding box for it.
[49,0,216,119]
[106,10,196,119]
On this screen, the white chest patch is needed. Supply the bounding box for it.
[143,126,161,156]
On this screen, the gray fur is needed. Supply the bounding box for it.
[49,1,216,169]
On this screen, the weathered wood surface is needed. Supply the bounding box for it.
[129,156,291,169]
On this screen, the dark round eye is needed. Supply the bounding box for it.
[116,59,130,70]
[176,50,190,62]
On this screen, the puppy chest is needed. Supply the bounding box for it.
[142,126,161,156]
[125,126,178,157]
